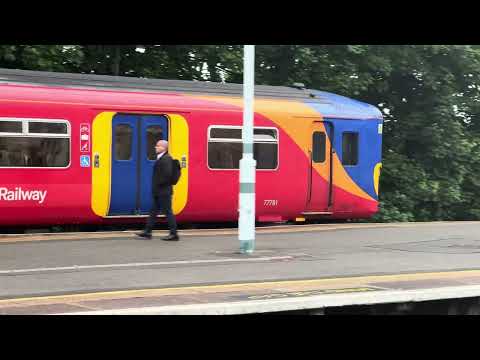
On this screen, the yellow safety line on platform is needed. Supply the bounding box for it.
[2,268,480,308]
[1,221,479,244]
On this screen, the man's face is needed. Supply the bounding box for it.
[155,141,165,154]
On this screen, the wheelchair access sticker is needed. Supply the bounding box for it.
[80,155,91,168]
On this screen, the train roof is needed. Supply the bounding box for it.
[0,68,382,120]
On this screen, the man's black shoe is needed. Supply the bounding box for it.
[161,234,179,241]
[136,232,152,240]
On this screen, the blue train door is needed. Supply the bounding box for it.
[109,114,168,216]
[305,121,333,213]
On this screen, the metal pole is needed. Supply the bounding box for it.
[238,45,256,254]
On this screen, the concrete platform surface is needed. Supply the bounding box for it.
[0,222,479,314]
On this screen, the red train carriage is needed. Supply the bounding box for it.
[0,69,383,227]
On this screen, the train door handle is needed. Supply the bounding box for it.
[94,153,100,168]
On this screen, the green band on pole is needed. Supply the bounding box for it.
[243,143,254,154]
[240,240,255,253]
[240,182,255,193]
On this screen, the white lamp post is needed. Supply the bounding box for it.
[238,45,256,254]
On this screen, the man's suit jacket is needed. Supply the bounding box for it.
[152,153,173,197]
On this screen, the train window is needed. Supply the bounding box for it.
[254,128,277,141]
[342,132,359,166]
[312,132,326,163]
[28,122,68,134]
[0,121,23,134]
[146,126,164,160]
[208,126,278,170]
[115,124,133,161]
[254,143,278,169]
[210,128,278,142]
[210,128,242,140]
[0,119,70,168]
[0,137,69,167]
[208,142,243,169]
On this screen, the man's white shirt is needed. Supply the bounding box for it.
[157,152,166,160]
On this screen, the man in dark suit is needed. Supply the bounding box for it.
[136,140,179,241]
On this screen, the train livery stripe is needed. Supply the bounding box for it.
[374,163,382,196]
[91,112,115,217]
[189,95,375,202]
[168,114,189,215]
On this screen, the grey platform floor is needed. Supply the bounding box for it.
[1,222,479,300]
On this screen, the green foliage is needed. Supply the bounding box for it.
[0,45,84,72]
[1,44,479,222]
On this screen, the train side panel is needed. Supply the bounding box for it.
[190,95,382,221]
[328,118,382,218]
[0,84,383,227]
[0,102,96,226]
[182,108,309,222]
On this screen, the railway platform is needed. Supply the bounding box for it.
[1,221,480,314]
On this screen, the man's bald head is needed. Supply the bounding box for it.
[155,140,168,154]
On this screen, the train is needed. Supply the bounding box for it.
[0,68,383,228]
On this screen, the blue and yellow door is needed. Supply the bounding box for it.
[91,112,189,218]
